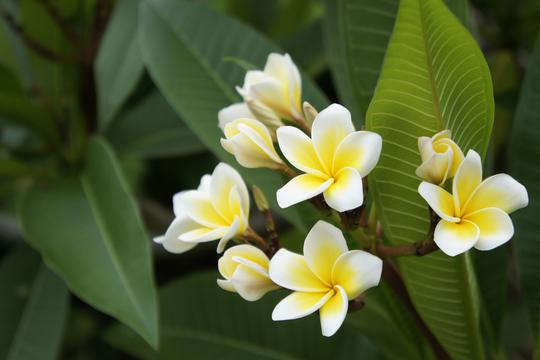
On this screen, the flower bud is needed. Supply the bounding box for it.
[236,53,302,127]
[221,118,284,169]
[416,130,464,185]
[252,185,269,212]
[217,244,279,301]
[303,101,318,125]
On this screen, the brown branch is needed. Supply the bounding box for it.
[375,209,439,257]
[261,208,281,257]
[382,260,451,359]
[376,238,439,257]
[347,294,365,313]
[0,9,75,63]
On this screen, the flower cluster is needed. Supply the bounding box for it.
[155,53,529,337]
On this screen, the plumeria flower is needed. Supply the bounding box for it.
[416,130,464,185]
[236,53,302,128]
[218,103,256,130]
[220,118,284,169]
[217,244,279,301]
[269,221,383,337]
[419,150,528,256]
[276,103,382,212]
[153,163,250,254]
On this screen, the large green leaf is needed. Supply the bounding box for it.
[365,0,494,358]
[19,137,159,348]
[106,91,205,158]
[0,244,69,360]
[323,0,398,124]
[323,0,470,126]
[509,32,540,352]
[105,271,383,360]
[95,0,144,129]
[139,0,329,230]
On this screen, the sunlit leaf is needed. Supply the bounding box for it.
[365,0,494,357]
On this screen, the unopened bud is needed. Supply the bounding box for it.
[303,101,318,125]
[252,185,269,212]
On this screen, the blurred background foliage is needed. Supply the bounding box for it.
[0,0,539,359]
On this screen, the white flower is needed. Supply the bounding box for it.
[276,103,382,212]
[269,221,382,337]
[217,244,279,301]
[419,150,529,256]
[153,163,250,254]
[218,103,256,130]
[220,118,283,169]
[236,53,302,128]
[416,130,464,185]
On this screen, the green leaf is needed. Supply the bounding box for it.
[139,0,329,230]
[95,0,144,129]
[322,0,470,125]
[509,31,540,353]
[323,0,399,124]
[365,0,494,358]
[18,136,159,348]
[105,271,383,360]
[106,91,205,158]
[0,244,69,360]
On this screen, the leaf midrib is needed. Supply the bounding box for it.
[161,327,302,360]
[147,2,239,109]
[417,0,444,131]
[80,164,150,338]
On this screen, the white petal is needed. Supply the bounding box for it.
[179,227,227,243]
[217,279,235,292]
[210,163,249,218]
[245,98,284,129]
[272,291,333,321]
[323,167,364,212]
[250,79,290,118]
[303,221,348,285]
[264,53,291,83]
[465,208,514,251]
[197,174,213,194]
[172,174,213,218]
[230,264,278,301]
[242,70,270,89]
[216,216,241,253]
[176,190,228,228]
[453,150,482,213]
[332,131,382,177]
[269,249,329,292]
[276,126,327,177]
[418,182,459,222]
[312,104,355,170]
[332,250,382,299]
[464,174,529,215]
[219,244,270,279]
[236,122,282,162]
[319,285,348,337]
[284,54,302,117]
[415,151,452,185]
[156,216,198,254]
[433,219,479,257]
[277,174,333,209]
[218,103,254,129]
